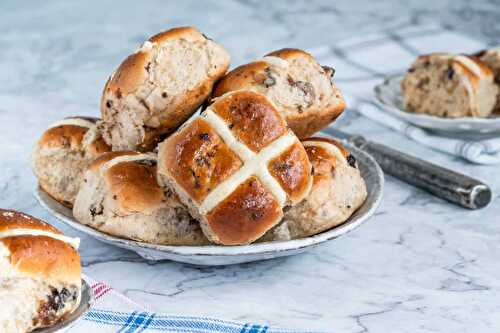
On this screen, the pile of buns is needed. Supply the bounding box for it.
[0,209,81,333]
[32,26,368,246]
[401,49,500,118]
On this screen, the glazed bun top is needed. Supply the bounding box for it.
[0,209,81,285]
[100,26,231,151]
[302,137,351,159]
[87,151,166,214]
[301,137,357,185]
[157,90,313,245]
[212,48,346,138]
[37,116,110,156]
[103,26,220,97]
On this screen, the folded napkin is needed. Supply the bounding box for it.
[311,24,500,164]
[71,275,321,333]
[357,100,500,165]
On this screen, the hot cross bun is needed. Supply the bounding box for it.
[157,91,313,245]
[73,151,208,245]
[100,26,230,151]
[31,116,111,207]
[262,137,367,241]
[0,209,81,333]
[401,53,498,118]
[213,48,345,138]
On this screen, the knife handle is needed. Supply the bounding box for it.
[349,136,492,209]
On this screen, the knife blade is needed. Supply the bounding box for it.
[323,128,492,210]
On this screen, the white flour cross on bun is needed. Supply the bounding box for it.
[158,90,313,245]
[0,228,80,249]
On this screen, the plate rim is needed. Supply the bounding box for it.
[34,279,93,333]
[374,73,500,126]
[34,143,384,258]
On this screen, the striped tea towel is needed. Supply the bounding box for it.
[70,276,322,333]
[311,24,500,164]
[357,101,500,164]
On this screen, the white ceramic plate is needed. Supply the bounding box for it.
[35,279,92,333]
[34,143,384,266]
[374,74,500,137]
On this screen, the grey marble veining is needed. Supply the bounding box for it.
[1,1,500,332]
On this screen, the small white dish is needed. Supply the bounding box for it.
[374,74,500,137]
[35,279,92,333]
[34,143,384,266]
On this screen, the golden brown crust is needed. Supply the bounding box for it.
[148,26,205,44]
[2,236,81,283]
[304,145,337,187]
[100,26,230,152]
[0,209,61,233]
[267,136,366,240]
[89,151,139,172]
[453,56,493,90]
[212,49,346,138]
[303,137,350,158]
[158,91,312,245]
[104,51,151,96]
[414,53,493,78]
[268,142,312,204]
[0,210,81,283]
[302,138,354,187]
[38,126,87,150]
[212,61,269,97]
[105,161,165,213]
[285,100,345,139]
[205,177,282,245]
[37,118,111,155]
[211,91,287,152]
[468,55,494,75]
[453,60,480,88]
[266,48,314,61]
[103,27,213,98]
[87,137,112,157]
[160,118,242,203]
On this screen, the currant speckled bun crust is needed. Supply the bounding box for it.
[475,48,500,112]
[100,26,231,152]
[0,209,81,333]
[401,53,498,118]
[262,137,367,241]
[213,48,346,138]
[31,116,111,207]
[157,90,313,245]
[73,151,208,245]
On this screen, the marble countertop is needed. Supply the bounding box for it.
[1,1,500,332]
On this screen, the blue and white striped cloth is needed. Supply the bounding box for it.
[71,276,322,333]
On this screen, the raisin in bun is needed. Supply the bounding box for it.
[262,137,367,241]
[157,91,313,245]
[0,209,81,333]
[401,53,498,118]
[100,26,231,152]
[475,48,500,112]
[73,151,208,245]
[31,116,111,207]
[213,48,345,138]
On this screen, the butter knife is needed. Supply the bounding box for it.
[323,128,492,209]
